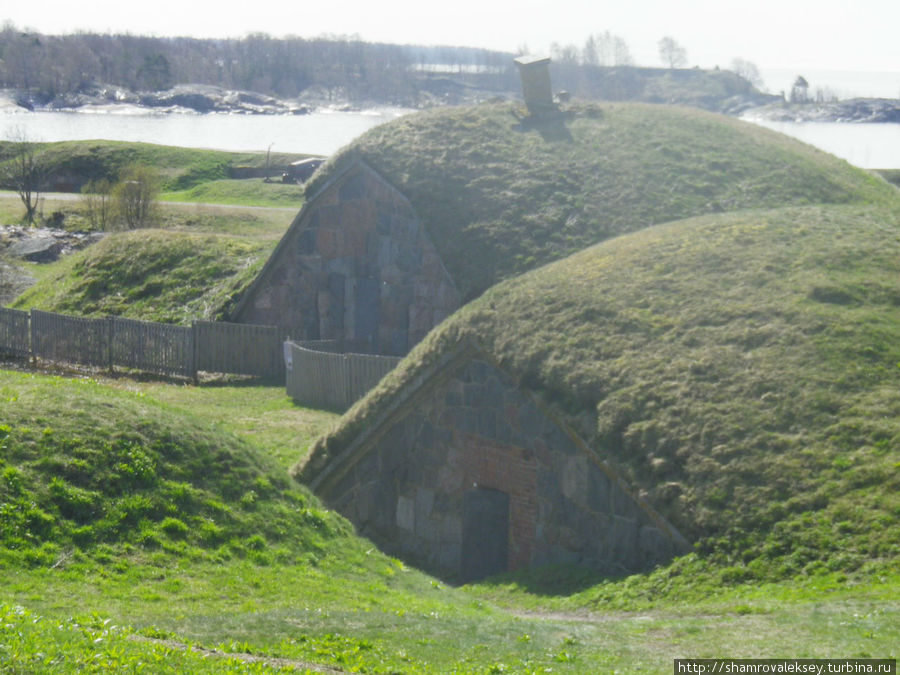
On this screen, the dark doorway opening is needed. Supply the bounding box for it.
[460,487,510,582]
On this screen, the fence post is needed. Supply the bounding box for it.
[190,321,199,384]
[107,317,115,373]
[29,309,36,370]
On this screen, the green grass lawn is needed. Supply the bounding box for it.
[0,189,298,237]
[2,367,897,673]
[161,178,306,208]
[3,549,897,673]
[0,139,313,194]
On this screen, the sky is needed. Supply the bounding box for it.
[4,0,899,76]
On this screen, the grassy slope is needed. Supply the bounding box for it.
[307,102,895,299]
[160,179,306,207]
[10,229,270,323]
[110,380,339,472]
[0,370,349,567]
[0,191,298,239]
[303,203,900,587]
[0,139,312,192]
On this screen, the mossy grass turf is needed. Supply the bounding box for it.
[304,203,900,588]
[308,102,895,300]
[875,169,900,189]
[10,229,271,323]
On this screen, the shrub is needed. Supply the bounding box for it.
[159,517,190,539]
[80,178,113,230]
[111,164,160,229]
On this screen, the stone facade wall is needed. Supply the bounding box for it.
[320,356,688,579]
[234,163,460,356]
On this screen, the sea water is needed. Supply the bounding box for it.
[0,107,409,157]
[1,92,899,169]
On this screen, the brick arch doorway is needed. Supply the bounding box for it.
[460,487,510,582]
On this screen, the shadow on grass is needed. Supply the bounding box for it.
[511,107,576,144]
[195,372,284,388]
[471,563,629,596]
[0,356,284,389]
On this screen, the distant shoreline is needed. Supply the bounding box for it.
[3,84,898,126]
[0,84,378,117]
[742,97,900,124]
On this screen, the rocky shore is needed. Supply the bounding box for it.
[742,97,900,123]
[1,80,778,118]
[3,83,898,124]
[2,84,321,115]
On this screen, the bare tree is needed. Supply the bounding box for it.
[550,42,580,65]
[80,178,113,230]
[658,36,688,69]
[584,31,634,67]
[2,127,46,225]
[611,35,633,66]
[731,58,763,88]
[815,87,838,103]
[582,35,599,66]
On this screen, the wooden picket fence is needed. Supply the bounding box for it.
[110,316,194,378]
[285,340,401,411]
[0,307,30,359]
[0,308,284,381]
[1,310,399,406]
[194,321,284,378]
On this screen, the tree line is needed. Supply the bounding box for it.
[1,23,769,108]
[0,23,515,104]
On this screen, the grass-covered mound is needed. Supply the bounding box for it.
[11,230,269,323]
[306,102,895,300]
[0,369,349,568]
[301,204,900,583]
